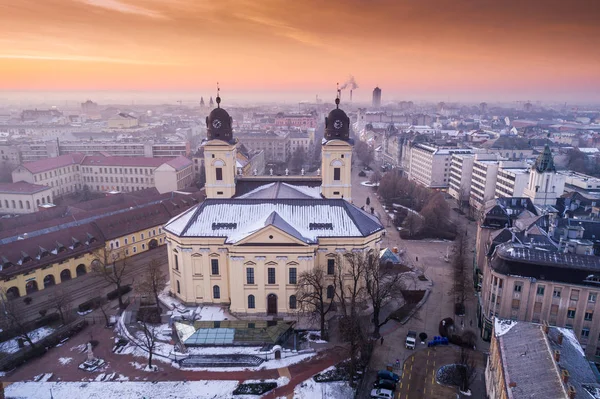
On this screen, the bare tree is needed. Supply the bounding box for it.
[448,229,472,315]
[336,252,368,383]
[135,318,160,370]
[50,289,73,325]
[457,348,477,393]
[0,290,36,348]
[403,213,422,237]
[136,258,167,314]
[363,249,404,338]
[92,248,129,309]
[296,265,336,340]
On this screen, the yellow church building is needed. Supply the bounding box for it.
[164,95,384,316]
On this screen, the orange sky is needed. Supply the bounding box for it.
[0,0,599,102]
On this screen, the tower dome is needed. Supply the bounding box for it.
[206,95,233,142]
[325,98,350,141]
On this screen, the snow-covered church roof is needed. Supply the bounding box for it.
[164,198,384,244]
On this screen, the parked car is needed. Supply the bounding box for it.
[373,379,396,391]
[377,370,400,382]
[370,388,394,398]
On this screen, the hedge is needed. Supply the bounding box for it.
[107,285,131,301]
[78,296,103,313]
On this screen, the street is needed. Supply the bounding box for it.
[9,247,168,323]
[351,163,488,398]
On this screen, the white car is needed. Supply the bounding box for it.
[370,388,394,398]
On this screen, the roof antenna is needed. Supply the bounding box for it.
[216,82,221,108]
[335,82,340,109]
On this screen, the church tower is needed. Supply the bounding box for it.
[204,92,237,199]
[321,96,353,202]
[523,144,565,206]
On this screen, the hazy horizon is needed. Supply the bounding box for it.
[1,0,599,106]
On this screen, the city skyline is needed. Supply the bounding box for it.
[0,0,599,103]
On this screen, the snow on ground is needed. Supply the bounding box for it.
[494,318,517,337]
[259,353,315,370]
[557,327,586,356]
[360,181,379,187]
[5,381,240,399]
[0,326,55,354]
[58,357,73,365]
[304,331,328,344]
[242,376,290,387]
[186,346,264,356]
[293,378,353,399]
[160,284,234,321]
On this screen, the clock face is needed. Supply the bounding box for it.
[212,119,222,129]
[333,120,343,129]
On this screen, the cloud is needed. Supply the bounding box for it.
[0,54,176,65]
[80,0,167,19]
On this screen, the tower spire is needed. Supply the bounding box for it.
[335,82,340,109]
[216,82,221,108]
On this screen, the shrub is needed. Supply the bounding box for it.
[34,312,60,328]
[439,318,455,337]
[358,170,367,177]
[107,285,131,301]
[137,306,161,323]
[232,382,277,395]
[78,296,103,313]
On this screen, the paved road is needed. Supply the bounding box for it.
[9,247,168,323]
[352,164,489,398]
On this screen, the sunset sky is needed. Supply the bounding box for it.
[0,0,599,103]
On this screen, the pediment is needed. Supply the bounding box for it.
[234,225,309,247]
[243,260,256,266]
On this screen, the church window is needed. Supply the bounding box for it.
[246,268,254,284]
[211,259,219,275]
[334,168,341,181]
[268,268,276,284]
[327,259,335,275]
[327,285,335,299]
[216,168,223,181]
[248,295,255,308]
[289,295,297,309]
[289,268,297,284]
[213,285,220,299]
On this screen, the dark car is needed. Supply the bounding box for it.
[377,370,400,382]
[373,379,396,391]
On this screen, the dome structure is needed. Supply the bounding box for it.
[206,96,234,142]
[324,98,350,141]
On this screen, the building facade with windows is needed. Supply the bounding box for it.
[407,143,473,189]
[164,97,384,316]
[0,182,54,214]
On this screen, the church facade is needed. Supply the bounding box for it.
[164,96,384,316]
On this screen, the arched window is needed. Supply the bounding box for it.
[289,295,297,309]
[248,294,255,309]
[327,285,335,299]
[26,201,30,209]
[213,285,220,299]
[18,200,23,209]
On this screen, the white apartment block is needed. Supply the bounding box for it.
[470,159,500,211]
[12,154,193,197]
[408,143,473,188]
[495,165,530,198]
[449,153,476,204]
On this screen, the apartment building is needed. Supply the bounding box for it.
[495,165,530,198]
[12,153,193,196]
[486,319,599,399]
[11,153,84,198]
[237,132,290,163]
[0,145,21,167]
[274,114,317,129]
[408,143,473,189]
[289,131,312,154]
[0,182,54,214]
[448,153,476,205]
[107,113,139,129]
[470,159,500,211]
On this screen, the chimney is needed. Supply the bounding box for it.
[554,350,560,362]
[568,385,576,399]
[542,321,549,335]
[562,369,570,384]
[558,332,564,345]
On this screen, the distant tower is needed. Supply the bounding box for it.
[480,102,488,114]
[372,87,382,108]
[524,102,533,112]
[204,87,237,199]
[209,96,214,108]
[322,89,353,201]
[200,97,205,108]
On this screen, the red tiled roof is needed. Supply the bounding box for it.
[81,155,166,168]
[164,156,192,171]
[22,153,85,174]
[0,182,51,194]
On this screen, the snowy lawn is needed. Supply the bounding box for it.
[0,326,55,354]
[5,381,240,399]
[293,377,353,399]
[160,284,234,321]
[302,331,327,344]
